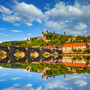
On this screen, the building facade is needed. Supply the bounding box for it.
[62,43,89,53]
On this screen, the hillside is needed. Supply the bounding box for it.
[0,34,90,47]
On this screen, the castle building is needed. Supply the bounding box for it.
[62,43,89,53]
[41,30,66,37]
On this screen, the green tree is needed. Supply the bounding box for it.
[71,48,76,53]
[77,49,82,53]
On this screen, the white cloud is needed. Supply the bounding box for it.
[0,28,7,30]
[75,0,90,5]
[44,3,51,10]
[26,83,33,87]
[0,41,2,43]
[2,83,33,90]
[43,74,90,90]
[37,86,42,90]
[11,77,22,80]
[11,30,22,32]
[45,20,64,30]
[26,23,33,27]
[0,33,9,36]
[0,73,9,77]
[63,21,90,36]
[1,1,43,26]
[2,87,20,90]
[13,83,20,87]
[0,79,6,82]
[43,1,90,35]
[0,66,2,69]
[44,2,90,23]
[3,13,21,23]
[27,33,31,35]
[75,80,87,87]
[0,16,1,18]
[28,75,31,76]
[0,5,13,14]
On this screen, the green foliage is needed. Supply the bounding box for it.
[44,34,53,39]
[72,57,76,61]
[84,48,90,54]
[77,57,82,61]
[15,49,21,53]
[15,56,21,60]
[84,56,90,61]
[0,41,26,47]
[31,56,36,60]
[71,48,76,52]
[31,50,35,53]
[28,39,44,46]
[77,49,82,53]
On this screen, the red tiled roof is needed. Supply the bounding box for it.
[63,62,86,67]
[63,43,88,47]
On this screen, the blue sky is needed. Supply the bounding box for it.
[0,0,90,43]
[0,66,90,90]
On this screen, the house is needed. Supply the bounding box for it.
[62,56,89,67]
[62,43,89,53]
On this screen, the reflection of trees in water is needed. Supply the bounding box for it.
[14,56,22,60]
[71,56,90,61]
[84,56,90,61]
[0,62,90,78]
[31,56,36,60]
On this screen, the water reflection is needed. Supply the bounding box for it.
[0,54,90,90]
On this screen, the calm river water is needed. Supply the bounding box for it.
[0,55,90,90]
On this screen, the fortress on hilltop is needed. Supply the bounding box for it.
[41,30,66,36]
[27,30,66,43]
[37,30,66,42]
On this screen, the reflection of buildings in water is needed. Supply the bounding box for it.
[33,59,63,64]
[41,74,66,80]
[62,57,89,67]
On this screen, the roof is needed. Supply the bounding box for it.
[63,62,86,67]
[63,43,88,47]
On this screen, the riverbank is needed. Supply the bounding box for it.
[43,53,90,56]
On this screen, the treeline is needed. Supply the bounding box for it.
[0,62,90,76]
[0,41,27,47]
[0,34,90,47]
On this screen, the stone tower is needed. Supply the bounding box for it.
[64,31,66,36]
[53,31,55,34]
[46,30,48,34]
[41,31,44,37]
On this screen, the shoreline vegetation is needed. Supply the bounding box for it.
[0,32,90,55]
[0,34,90,47]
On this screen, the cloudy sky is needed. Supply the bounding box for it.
[0,66,90,90]
[0,0,90,42]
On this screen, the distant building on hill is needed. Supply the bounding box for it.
[62,43,89,53]
[41,30,66,36]
[27,30,66,43]
[40,30,66,42]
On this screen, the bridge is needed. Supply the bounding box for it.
[0,47,62,63]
